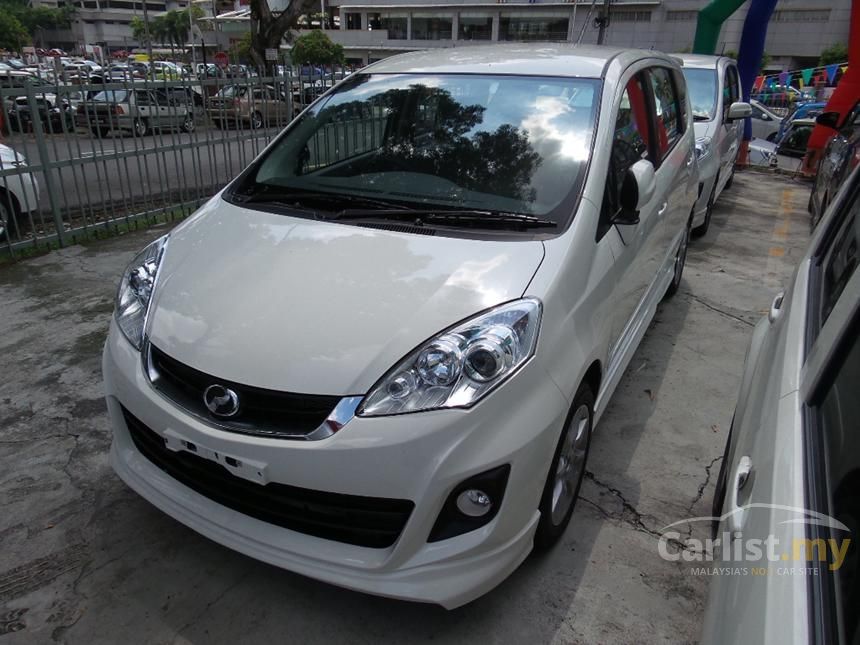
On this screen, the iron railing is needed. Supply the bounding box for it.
[0,68,350,257]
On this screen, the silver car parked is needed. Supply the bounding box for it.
[676,54,751,236]
[703,161,860,643]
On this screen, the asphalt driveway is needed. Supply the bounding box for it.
[0,169,811,644]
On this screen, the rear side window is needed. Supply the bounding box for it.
[648,67,682,160]
[821,206,858,323]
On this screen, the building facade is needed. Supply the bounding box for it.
[323,0,851,71]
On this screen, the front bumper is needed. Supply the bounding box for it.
[103,320,570,608]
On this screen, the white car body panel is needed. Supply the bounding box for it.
[0,144,40,213]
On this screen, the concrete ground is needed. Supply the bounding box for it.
[0,171,812,644]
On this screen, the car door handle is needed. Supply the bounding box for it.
[768,290,785,323]
[657,202,668,216]
[728,455,753,535]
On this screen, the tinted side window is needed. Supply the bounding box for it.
[648,67,682,160]
[821,205,858,323]
[600,74,651,232]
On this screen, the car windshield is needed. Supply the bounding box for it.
[683,68,717,120]
[92,90,129,102]
[217,85,247,98]
[236,73,601,222]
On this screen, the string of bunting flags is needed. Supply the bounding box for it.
[753,62,849,92]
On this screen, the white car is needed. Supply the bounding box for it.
[103,45,698,608]
[0,144,40,240]
[703,151,860,644]
[749,99,782,142]
[676,54,751,236]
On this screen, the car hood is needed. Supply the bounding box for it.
[147,198,545,395]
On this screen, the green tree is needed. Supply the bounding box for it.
[290,29,344,66]
[0,12,28,51]
[249,0,317,72]
[230,30,253,63]
[0,0,71,43]
[130,15,150,46]
[819,43,848,66]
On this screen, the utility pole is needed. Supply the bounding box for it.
[596,0,610,45]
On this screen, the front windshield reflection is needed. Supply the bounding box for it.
[247,73,600,222]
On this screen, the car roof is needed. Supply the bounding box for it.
[363,44,672,78]
[672,53,733,69]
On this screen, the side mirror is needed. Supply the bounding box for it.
[727,101,752,121]
[615,159,655,225]
[815,111,840,129]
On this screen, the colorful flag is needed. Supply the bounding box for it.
[778,71,789,86]
[826,64,839,83]
[841,65,849,75]
[753,75,764,91]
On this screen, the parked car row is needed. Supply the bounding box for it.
[102,45,753,616]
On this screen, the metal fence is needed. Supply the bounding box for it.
[0,68,349,257]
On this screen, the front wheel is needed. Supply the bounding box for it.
[181,114,195,133]
[534,383,594,550]
[133,118,149,137]
[693,176,718,238]
[250,111,263,130]
[665,214,692,299]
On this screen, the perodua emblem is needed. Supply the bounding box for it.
[203,384,240,418]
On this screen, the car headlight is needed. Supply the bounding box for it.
[695,136,712,159]
[115,235,168,350]
[358,298,541,417]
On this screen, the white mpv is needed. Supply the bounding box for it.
[103,45,697,608]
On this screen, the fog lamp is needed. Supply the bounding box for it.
[456,489,493,517]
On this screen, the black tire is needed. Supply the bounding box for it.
[0,191,19,242]
[693,176,718,238]
[724,169,734,190]
[133,118,149,137]
[766,132,778,143]
[182,114,195,133]
[91,126,109,138]
[250,111,263,129]
[534,383,594,551]
[664,213,692,299]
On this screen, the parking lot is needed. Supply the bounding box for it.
[0,169,811,644]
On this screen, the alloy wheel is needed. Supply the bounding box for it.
[550,403,591,525]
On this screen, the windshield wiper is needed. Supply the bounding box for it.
[332,208,557,230]
[231,186,413,212]
[693,115,711,122]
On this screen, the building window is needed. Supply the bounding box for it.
[412,14,453,40]
[368,12,407,39]
[345,12,361,30]
[666,10,696,21]
[771,9,830,21]
[458,15,492,40]
[500,16,568,41]
[611,10,651,22]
